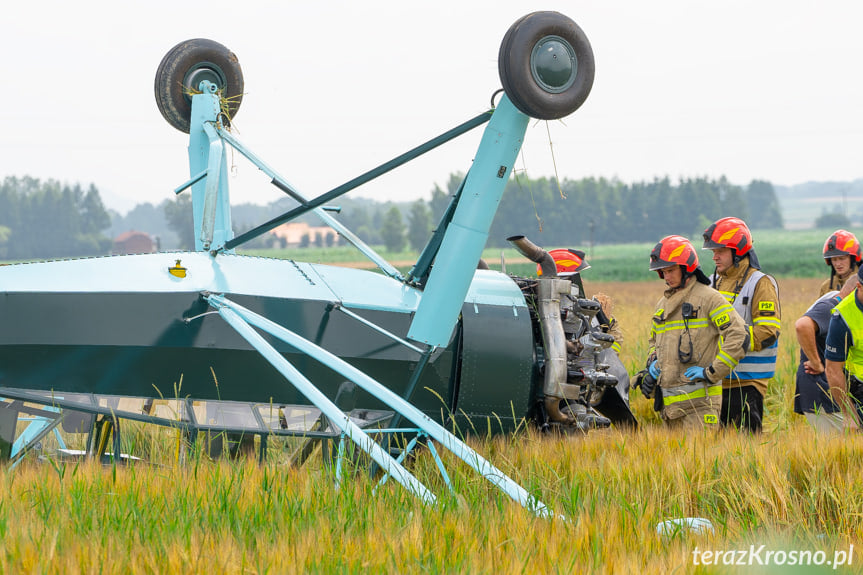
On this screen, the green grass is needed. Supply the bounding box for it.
[1,277,859,572]
[4,425,862,573]
[574,229,833,281]
[236,227,842,282]
[2,233,859,572]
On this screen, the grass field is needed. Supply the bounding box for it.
[239,227,844,283]
[3,276,862,573]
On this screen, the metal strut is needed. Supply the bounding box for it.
[205,293,553,518]
[207,298,436,505]
[212,127,404,280]
[219,110,492,254]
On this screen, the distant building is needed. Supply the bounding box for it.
[269,222,335,247]
[113,230,157,255]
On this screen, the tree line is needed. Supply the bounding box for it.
[339,174,785,252]
[0,176,111,259]
[0,173,788,258]
[487,175,784,248]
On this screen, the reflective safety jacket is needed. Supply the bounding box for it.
[648,277,748,408]
[833,294,863,380]
[711,258,781,397]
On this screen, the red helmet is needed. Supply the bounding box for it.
[702,217,753,256]
[823,230,862,264]
[649,235,700,273]
[538,248,590,276]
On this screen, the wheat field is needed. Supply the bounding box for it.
[2,277,861,574]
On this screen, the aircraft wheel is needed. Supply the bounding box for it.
[498,11,594,120]
[154,38,244,133]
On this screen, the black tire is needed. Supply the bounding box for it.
[154,38,244,133]
[498,12,594,120]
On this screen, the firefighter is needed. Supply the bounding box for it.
[819,229,862,297]
[539,248,635,423]
[635,235,747,428]
[824,265,863,430]
[702,217,781,433]
[538,248,623,348]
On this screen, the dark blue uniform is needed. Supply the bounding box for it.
[795,292,840,414]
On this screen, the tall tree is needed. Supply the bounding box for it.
[407,200,432,251]
[342,205,378,245]
[0,179,21,239]
[380,205,406,253]
[80,183,111,234]
[429,185,450,224]
[717,177,748,221]
[164,195,195,250]
[429,171,464,222]
[745,180,783,229]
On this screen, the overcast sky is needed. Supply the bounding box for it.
[2,1,861,214]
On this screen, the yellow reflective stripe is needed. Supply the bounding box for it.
[663,385,723,405]
[709,304,734,319]
[748,325,755,351]
[611,342,621,353]
[652,319,709,333]
[717,350,738,368]
[717,334,737,363]
[718,291,736,302]
[653,325,683,334]
[754,317,781,328]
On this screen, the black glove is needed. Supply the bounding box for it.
[634,369,657,399]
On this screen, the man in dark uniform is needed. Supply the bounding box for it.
[794,276,858,431]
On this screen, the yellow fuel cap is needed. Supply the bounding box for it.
[168,259,187,278]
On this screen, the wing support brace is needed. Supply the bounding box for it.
[207,296,436,505]
[205,293,552,518]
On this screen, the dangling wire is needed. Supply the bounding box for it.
[545,120,566,199]
[514,148,543,232]
[678,318,694,364]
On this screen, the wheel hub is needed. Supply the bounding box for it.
[530,36,577,94]
[183,64,228,96]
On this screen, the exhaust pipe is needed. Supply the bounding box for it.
[509,235,581,423]
[536,278,582,423]
[507,235,557,277]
